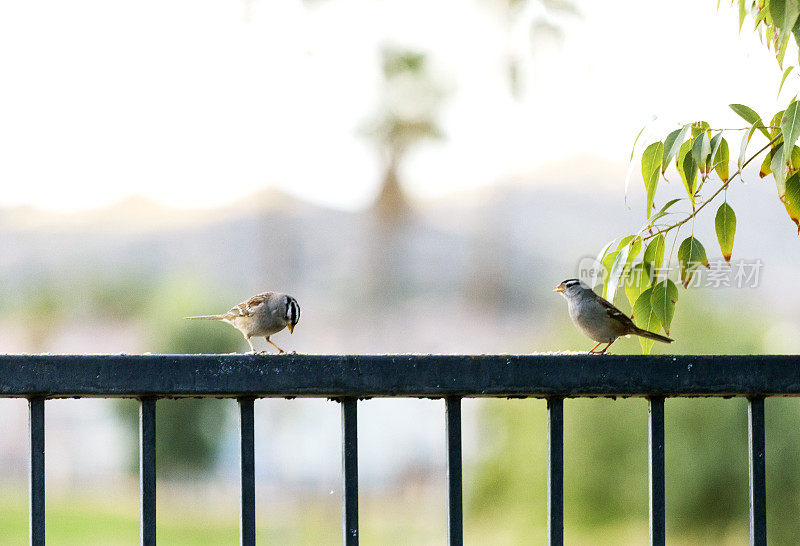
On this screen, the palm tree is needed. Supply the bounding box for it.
[366,48,444,226]
[360,47,445,303]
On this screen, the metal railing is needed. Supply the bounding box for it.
[2,353,797,546]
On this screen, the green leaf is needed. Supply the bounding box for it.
[781,100,800,169]
[794,10,800,47]
[771,0,786,35]
[715,202,737,262]
[657,198,682,214]
[779,66,794,98]
[631,288,662,354]
[761,146,778,178]
[677,236,709,288]
[754,6,769,31]
[645,210,672,229]
[641,142,663,218]
[616,235,636,251]
[601,250,618,299]
[690,121,710,138]
[630,123,647,161]
[730,104,771,139]
[777,29,791,67]
[765,143,800,184]
[596,238,617,264]
[650,279,679,336]
[714,137,729,181]
[739,122,760,169]
[766,23,773,51]
[709,132,723,167]
[770,0,800,60]
[692,132,711,174]
[739,0,746,31]
[781,0,800,31]
[643,234,666,272]
[772,144,789,198]
[606,251,627,304]
[607,238,641,304]
[770,110,786,139]
[625,262,650,308]
[784,172,800,233]
[642,199,683,230]
[662,126,689,174]
[677,139,698,204]
[627,237,642,266]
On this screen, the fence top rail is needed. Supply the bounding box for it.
[1,353,799,399]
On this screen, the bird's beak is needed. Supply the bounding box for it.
[287,324,294,334]
[554,285,564,293]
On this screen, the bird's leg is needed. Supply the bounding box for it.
[598,341,615,354]
[266,337,285,354]
[245,335,255,354]
[588,342,603,354]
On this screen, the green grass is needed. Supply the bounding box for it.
[0,490,138,545]
[0,485,340,545]
[0,484,748,545]
[0,484,448,545]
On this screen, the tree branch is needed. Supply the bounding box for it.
[641,134,782,242]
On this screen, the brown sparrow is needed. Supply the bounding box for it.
[185,292,300,353]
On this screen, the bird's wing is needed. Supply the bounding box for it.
[227,293,272,318]
[596,295,636,328]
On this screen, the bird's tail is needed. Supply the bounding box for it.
[184,315,226,321]
[633,327,673,344]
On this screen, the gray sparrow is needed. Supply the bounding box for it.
[555,279,673,354]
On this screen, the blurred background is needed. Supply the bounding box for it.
[1,0,800,543]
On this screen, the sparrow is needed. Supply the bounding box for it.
[555,279,673,354]
[185,292,300,353]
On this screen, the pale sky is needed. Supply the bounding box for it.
[0,0,790,212]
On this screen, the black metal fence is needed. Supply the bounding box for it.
[2,353,796,546]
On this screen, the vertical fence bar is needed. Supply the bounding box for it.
[648,397,665,546]
[341,398,359,545]
[547,397,564,546]
[239,398,256,546]
[748,396,766,546]
[446,397,463,546]
[140,398,157,546]
[28,397,45,546]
